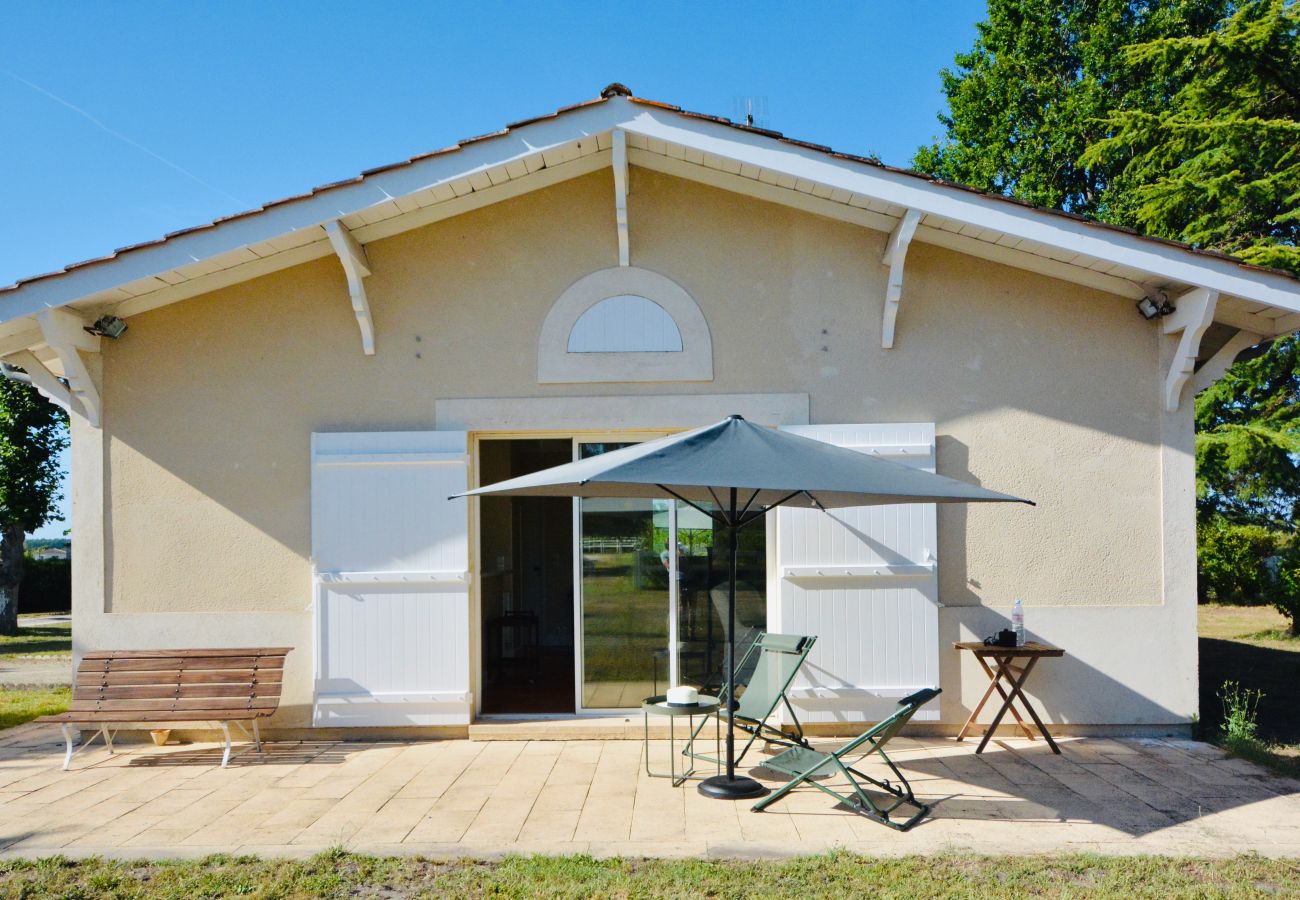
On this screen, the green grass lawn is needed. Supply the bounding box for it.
[0,619,73,731]
[1198,604,1300,776]
[0,621,71,659]
[0,685,69,730]
[0,850,1296,899]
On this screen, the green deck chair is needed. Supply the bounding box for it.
[686,632,817,768]
[698,625,762,697]
[751,687,942,831]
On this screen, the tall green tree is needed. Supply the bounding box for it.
[918,0,1300,614]
[913,0,1230,219]
[1083,0,1300,528]
[1080,0,1300,270]
[1195,335,1300,528]
[0,378,68,635]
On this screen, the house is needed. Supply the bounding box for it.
[30,546,69,561]
[3,84,1298,737]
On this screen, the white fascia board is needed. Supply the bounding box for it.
[617,108,1300,315]
[0,100,631,327]
[5,95,1299,338]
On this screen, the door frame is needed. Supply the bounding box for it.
[469,428,670,719]
[570,431,674,715]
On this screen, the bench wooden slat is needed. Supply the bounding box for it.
[78,656,284,673]
[68,697,281,712]
[40,709,278,723]
[75,669,285,687]
[81,648,292,660]
[39,648,291,728]
[77,684,284,701]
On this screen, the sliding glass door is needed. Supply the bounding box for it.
[576,442,669,710]
[574,438,767,712]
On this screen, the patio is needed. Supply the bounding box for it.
[2,723,1299,859]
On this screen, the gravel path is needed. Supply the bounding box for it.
[0,657,70,688]
[1,616,72,687]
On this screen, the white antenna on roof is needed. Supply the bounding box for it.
[732,96,770,128]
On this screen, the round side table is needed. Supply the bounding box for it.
[642,694,721,786]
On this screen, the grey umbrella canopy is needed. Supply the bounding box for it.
[459,414,1030,511]
[456,415,1032,800]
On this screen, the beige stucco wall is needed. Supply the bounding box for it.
[81,166,1189,728]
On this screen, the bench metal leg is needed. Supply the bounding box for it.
[60,724,75,771]
[230,720,265,758]
[219,722,233,768]
[59,724,115,771]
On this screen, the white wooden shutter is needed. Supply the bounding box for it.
[774,424,939,722]
[311,431,470,726]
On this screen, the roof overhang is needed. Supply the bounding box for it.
[2,90,1297,411]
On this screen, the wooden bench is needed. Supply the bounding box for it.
[38,647,292,770]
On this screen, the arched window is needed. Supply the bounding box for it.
[538,267,713,384]
[567,295,684,353]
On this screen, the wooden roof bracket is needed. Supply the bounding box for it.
[612,128,630,266]
[1190,328,1263,396]
[1163,286,1219,412]
[325,221,375,355]
[3,349,73,413]
[36,308,100,426]
[880,209,921,349]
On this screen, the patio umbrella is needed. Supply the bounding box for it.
[456,415,1032,800]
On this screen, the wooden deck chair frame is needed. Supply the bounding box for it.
[751,687,942,831]
[685,632,817,769]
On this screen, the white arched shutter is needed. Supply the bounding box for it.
[311,431,470,726]
[774,424,939,722]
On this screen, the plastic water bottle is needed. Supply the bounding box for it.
[1011,599,1025,647]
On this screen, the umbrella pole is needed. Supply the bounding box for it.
[699,488,767,800]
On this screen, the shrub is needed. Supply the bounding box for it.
[1197,518,1282,605]
[1274,546,1300,637]
[18,558,70,614]
[1218,679,1263,751]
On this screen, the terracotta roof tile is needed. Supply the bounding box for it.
[504,111,559,130]
[455,127,511,146]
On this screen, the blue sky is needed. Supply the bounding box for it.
[1,1,986,537]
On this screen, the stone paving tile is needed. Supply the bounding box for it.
[0,724,1298,858]
[517,806,582,843]
[357,798,435,845]
[404,805,481,844]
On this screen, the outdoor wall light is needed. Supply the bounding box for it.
[1136,292,1174,320]
[84,315,128,339]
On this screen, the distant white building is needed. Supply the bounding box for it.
[31,546,69,561]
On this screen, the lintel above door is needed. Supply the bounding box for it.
[435,393,809,432]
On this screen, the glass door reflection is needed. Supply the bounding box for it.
[575,442,768,711]
[577,442,668,710]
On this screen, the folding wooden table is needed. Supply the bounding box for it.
[953,641,1064,753]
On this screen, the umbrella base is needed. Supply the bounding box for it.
[698,775,768,800]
